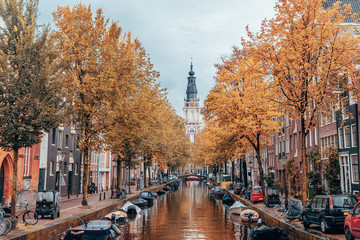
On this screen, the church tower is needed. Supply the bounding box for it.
[184,62,201,142]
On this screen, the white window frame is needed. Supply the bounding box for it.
[339,127,344,149]
[352,124,357,147]
[24,147,30,177]
[345,126,351,148]
[351,154,359,184]
[314,128,318,145]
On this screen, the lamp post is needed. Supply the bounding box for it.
[57,151,66,196]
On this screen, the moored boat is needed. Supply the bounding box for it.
[139,191,156,205]
[61,220,113,240]
[212,186,226,199]
[104,211,127,223]
[240,209,259,222]
[121,201,141,215]
[132,198,148,207]
[229,201,249,215]
[222,193,235,205]
[186,176,200,181]
[156,190,166,195]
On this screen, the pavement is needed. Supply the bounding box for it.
[0,184,155,240]
[235,192,345,240]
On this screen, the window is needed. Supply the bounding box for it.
[345,126,351,148]
[57,130,63,150]
[65,135,69,148]
[342,98,349,120]
[70,134,75,152]
[294,134,298,150]
[75,163,78,175]
[24,147,30,177]
[352,124,357,147]
[63,162,67,176]
[309,130,312,147]
[339,128,344,149]
[314,128,317,145]
[315,198,323,209]
[286,139,289,153]
[282,140,285,154]
[351,154,359,183]
[50,161,54,176]
[51,129,56,145]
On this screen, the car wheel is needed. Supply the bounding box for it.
[345,226,354,240]
[41,215,44,219]
[320,218,327,233]
[303,215,310,229]
[51,211,55,220]
[57,207,60,218]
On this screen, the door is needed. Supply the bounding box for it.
[307,198,318,223]
[340,155,351,193]
[68,172,72,195]
[38,169,45,191]
[0,163,4,203]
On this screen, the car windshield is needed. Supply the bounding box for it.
[267,188,279,196]
[36,192,54,202]
[254,188,262,193]
[333,196,358,208]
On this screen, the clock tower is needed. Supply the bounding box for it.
[184,62,201,142]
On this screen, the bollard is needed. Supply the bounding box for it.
[68,191,70,199]
[99,193,102,201]
[111,188,114,199]
[77,193,79,197]
[104,192,106,199]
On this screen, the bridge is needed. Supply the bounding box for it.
[178,174,207,181]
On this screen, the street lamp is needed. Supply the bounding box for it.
[57,151,66,196]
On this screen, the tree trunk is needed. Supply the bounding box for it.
[144,161,147,188]
[231,161,235,182]
[10,148,19,216]
[239,158,242,184]
[128,165,131,193]
[255,147,266,202]
[148,166,152,185]
[301,117,308,205]
[243,161,248,188]
[82,149,89,206]
[116,158,121,188]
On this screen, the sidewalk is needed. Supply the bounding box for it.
[2,184,161,240]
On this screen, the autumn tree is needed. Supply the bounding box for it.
[202,48,282,197]
[53,5,125,205]
[245,0,360,204]
[286,158,300,196]
[0,0,61,216]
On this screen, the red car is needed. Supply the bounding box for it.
[345,201,360,240]
[250,186,263,203]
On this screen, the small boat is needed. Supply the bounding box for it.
[139,191,156,205]
[104,211,127,223]
[240,209,259,222]
[212,187,226,199]
[156,190,166,195]
[121,201,141,215]
[230,201,249,215]
[222,193,235,205]
[186,176,200,181]
[163,186,171,191]
[62,220,114,240]
[132,198,148,207]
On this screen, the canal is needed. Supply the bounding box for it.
[119,181,252,240]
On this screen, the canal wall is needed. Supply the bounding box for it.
[228,192,337,240]
[7,185,166,240]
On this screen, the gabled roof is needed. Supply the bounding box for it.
[323,0,360,23]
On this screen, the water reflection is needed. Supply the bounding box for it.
[119,181,252,240]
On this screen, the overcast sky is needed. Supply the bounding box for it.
[37,0,276,117]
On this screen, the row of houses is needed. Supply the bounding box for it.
[0,125,162,204]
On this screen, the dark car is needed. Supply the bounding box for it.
[245,186,253,200]
[265,187,281,207]
[35,190,60,219]
[302,194,358,233]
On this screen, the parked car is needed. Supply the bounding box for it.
[250,186,264,203]
[265,187,281,207]
[245,186,253,200]
[344,201,360,240]
[35,190,60,219]
[302,194,358,233]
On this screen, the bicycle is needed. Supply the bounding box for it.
[13,202,39,226]
[0,209,13,235]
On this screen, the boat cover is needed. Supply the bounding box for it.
[285,201,303,220]
[121,201,141,214]
[229,201,247,210]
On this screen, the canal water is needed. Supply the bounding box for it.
[119,181,252,240]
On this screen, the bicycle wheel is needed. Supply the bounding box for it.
[273,203,285,217]
[4,214,16,231]
[23,211,38,225]
[0,219,7,236]
[3,218,11,234]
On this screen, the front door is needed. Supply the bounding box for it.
[0,163,4,203]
